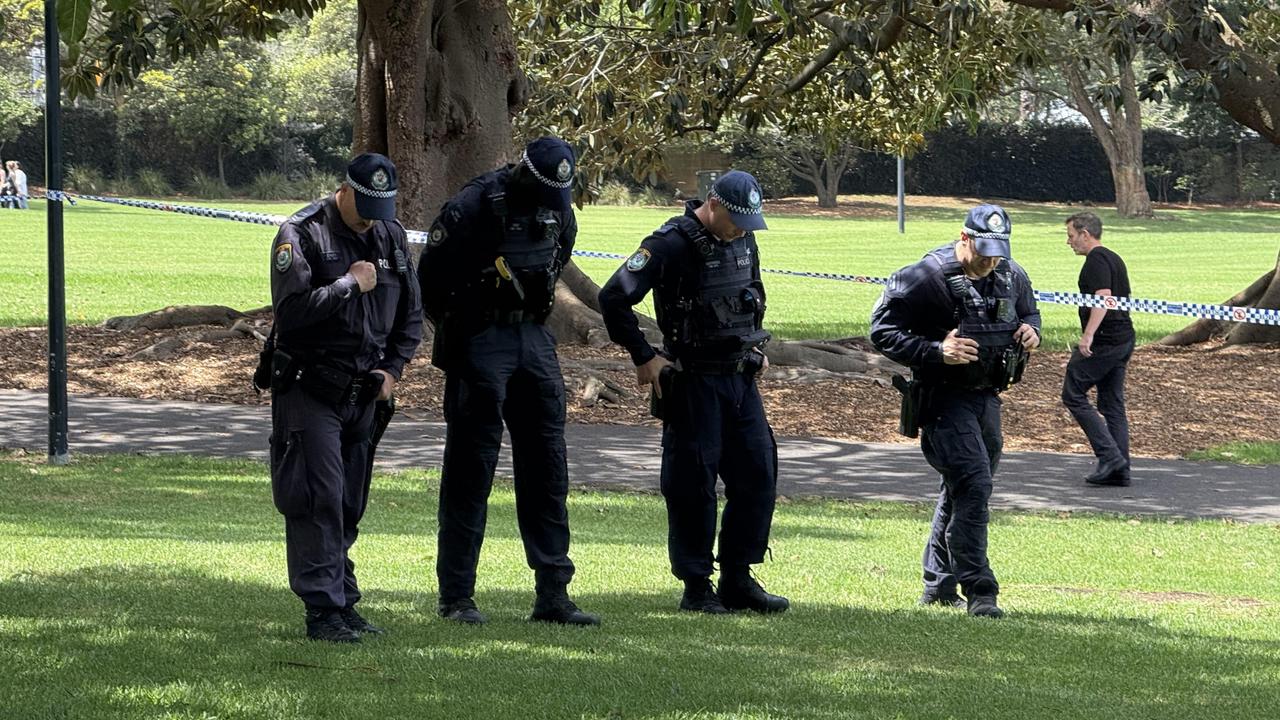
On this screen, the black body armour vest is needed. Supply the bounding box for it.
[937,259,1027,391]
[660,216,770,360]
[488,190,564,318]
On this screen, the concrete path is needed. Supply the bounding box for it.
[2,390,1276,522]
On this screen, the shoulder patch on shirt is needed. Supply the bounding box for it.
[274,244,293,273]
[428,224,447,247]
[626,248,651,272]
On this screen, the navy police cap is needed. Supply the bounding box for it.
[346,153,398,221]
[521,136,576,212]
[709,170,767,231]
[963,203,1011,258]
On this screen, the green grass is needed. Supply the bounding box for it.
[2,198,1277,347]
[3,453,1279,719]
[1188,441,1280,465]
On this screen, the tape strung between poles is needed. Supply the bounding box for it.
[35,191,1280,327]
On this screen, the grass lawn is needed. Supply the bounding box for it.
[1,197,1277,347]
[1189,441,1280,465]
[2,453,1279,719]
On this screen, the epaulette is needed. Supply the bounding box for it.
[285,200,325,227]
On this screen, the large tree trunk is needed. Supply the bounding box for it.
[1062,58,1153,218]
[354,0,526,229]
[1158,249,1280,346]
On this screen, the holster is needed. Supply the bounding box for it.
[648,365,676,421]
[267,348,301,393]
[430,315,456,371]
[370,396,396,452]
[892,374,922,439]
[253,334,276,392]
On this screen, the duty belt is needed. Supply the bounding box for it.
[676,355,760,375]
[487,309,539,325]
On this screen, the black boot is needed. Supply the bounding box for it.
[531,589,601,626]
[919,591,967,609]
[1085,457,1130,485]
[305,606,361,643]
[718,567,789,614]
[680,578,729,614]
[966,595,1005,619]
[438,597,487,625]
[339,606,385,635]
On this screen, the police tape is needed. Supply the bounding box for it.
[42,191,1280,327]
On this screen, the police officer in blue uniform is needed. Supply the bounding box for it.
[598,170,788,615]
[870,204,1040,619]
[420,136,599,627]
[266,153,424,642]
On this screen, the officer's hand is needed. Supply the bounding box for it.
[371,369,395,401]
[1078,332,1094,358]
[941,329,980,365]
[349,261,378,293]
[636,355,674,397]
[1015,323,1041,351]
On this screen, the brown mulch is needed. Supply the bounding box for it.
[1,324,1277,459]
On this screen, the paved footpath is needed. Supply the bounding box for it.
[3,390,1277,522]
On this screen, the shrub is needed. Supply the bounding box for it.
[65,165,107,194]
[133,169,172,198]
[636,186,670,207]
[188,171,232,199]
[293,171,338,202]
[247,171,296,201]
[597,181,635,206]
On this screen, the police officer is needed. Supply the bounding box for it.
[420,136,598,627]
[598,170,788,615]
[869,204,1040,619]
[267,153,424,642]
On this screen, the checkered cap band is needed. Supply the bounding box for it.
[709,187,763,216]
[521,151,573,189]
[346,173,397,199]
[962,225,1010,242]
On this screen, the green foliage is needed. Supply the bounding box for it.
[596,181,635,206]
[132,168,172,197]
[0,0,40,146]
[292,170,339,201]
[187,171,232,200]
[1188,442,1280,465]
[58,1,328,100]
[124,42,285,184]
[64,164,107,194]
[635,185,670,207]
[3,453,1280,718]
[515,1,1032,198]
[247,171,296,201]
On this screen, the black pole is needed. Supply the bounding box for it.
[45,0,68,464]
[896,155,905,234]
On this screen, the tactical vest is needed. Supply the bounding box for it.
[486,190,564,319]
[938,259,1027,391]
[660,216,770,360]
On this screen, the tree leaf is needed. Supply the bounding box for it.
[58,0,92,45]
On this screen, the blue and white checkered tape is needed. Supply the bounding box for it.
[50,191,1280,327]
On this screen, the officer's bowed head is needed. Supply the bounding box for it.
[346,153,398,221]
[962,204,1012,258]
[520,136,576,212]
[709,170,767,232]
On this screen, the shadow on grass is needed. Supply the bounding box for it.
[2,565,1277,719]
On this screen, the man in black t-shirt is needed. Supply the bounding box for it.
[1062,212,1135,487]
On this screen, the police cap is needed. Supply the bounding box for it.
[346,153,398,221]
[521,136,576,212]
[963,203,1011,258]
[709,170,767,231]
